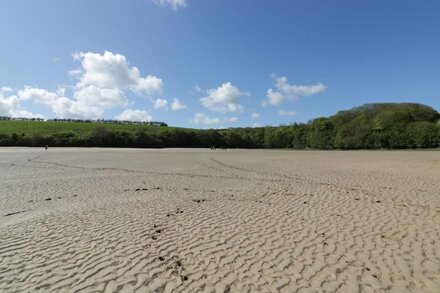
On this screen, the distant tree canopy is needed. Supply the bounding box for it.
[329,103,440,149]
[0,103,439,149]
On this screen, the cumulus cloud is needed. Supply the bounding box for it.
[114,109,152,122]
[154,98,168,110]
[171,98,186,111]
[73,85,128,109]
[18,86,104,119]
[133,75,164,97]
[278,109,297,116]
[190,113,220,126]
[151,0,187,10]
[200,82,249,114]
[0,87,13,93]
[0,90,44,118]
[68,69,82,78]
[73,51,163,96]
[3,51,165,120]
[17,85,127,120]
[69,51,162,118]
[264,75,326,106]
[251,112,259,119]
[265,89,284,106]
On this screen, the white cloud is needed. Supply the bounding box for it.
[264,75,326,106]
[0,87,13,94]
[133,75,164,97]
[190,113,220,126]
[114,109,152,122]
[193,85,202,93]
[171,98,186,111]
[278,109,297,116]
[73,51,163,96]
[200,82,249,114]
[251,112,259,119]
[264,89,284,106]
[224,117,238,123]
[0,90,44,118]
[252,122,262,128]
[18,86,103,119]
[68,69,82,78]
[5,51,165,120]
[151,0,187,10]
[73,85,128,109]
[154,98,168,110]
[274,76,326,96]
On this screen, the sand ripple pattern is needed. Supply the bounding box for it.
[0,148,440,292]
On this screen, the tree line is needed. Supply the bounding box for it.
[0,116,168,126]
[0,103,439,149]
[48,118,168,126]
[0,116,44,122]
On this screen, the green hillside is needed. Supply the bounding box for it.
[0,120,185,137]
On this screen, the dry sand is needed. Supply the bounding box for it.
[0,148,439,292]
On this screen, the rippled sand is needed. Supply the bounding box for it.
[1,148,439,292]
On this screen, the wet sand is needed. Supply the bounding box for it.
[0,148,439,292]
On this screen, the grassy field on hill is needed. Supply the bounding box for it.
[0,121,187,137]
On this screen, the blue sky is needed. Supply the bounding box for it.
[1,0,439,128]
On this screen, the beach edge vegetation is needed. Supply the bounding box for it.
[0,103,439,149]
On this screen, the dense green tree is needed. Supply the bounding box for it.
[30,134,47,147]
[196,129,225,147]
[0,134,11,146]
[10,133,18,144]
[223,131,246,148]
[246,128,265,148]
[307,118,335,149]
[291,124,308,149]
[263,127,275,148]
[271,127,294,148]
[334,117,372,149]
[408,122,439,148]
[89,126,113,147]
[384,125,410,149]
[51,132,76,146]
[134,129,163,148]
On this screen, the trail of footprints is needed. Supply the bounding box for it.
[3,194,80,218]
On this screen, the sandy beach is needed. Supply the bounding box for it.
[0,148,439,292]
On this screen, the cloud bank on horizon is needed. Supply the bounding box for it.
[0,50,326,127]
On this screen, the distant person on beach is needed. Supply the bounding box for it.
[45,145,48,150]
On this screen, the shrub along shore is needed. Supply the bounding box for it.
[0,103,439,149]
